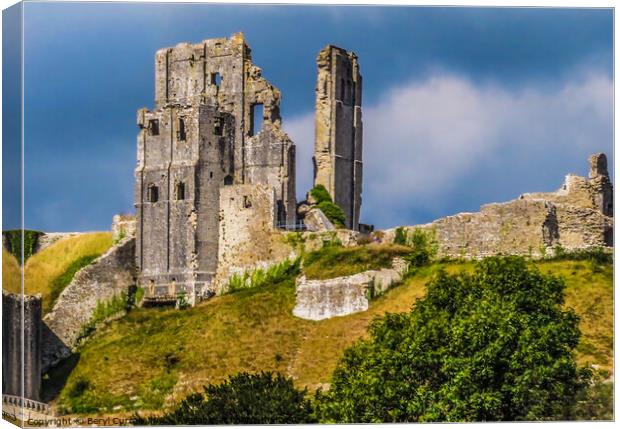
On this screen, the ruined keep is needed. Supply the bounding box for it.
[313,45,363,231]
[135,33,313,302]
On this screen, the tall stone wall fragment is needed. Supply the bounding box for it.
[313,45,363,230]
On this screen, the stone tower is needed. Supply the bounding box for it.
[313,45,363,230]
[135,33,296,302]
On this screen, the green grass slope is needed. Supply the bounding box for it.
[50,254,612,416]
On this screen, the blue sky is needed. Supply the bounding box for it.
[2,3,613,231]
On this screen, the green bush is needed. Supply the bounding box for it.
[310,184,332,204]
[226,258,301,294]
[317,201,346,228]
[2,229,44,264]
[393,227,408,246]
[134,372,316,424]
[392,228,438,268]
[405,228,438,268]
[48,254,99,312]
[308,184,347,228]
[316,257,589,422]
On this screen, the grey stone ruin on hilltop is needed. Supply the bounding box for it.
[135,33,363,304]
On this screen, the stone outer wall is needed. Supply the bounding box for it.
[381,154,613,259]
[41,238,136,371]
[313,45,363,231]
[2,292,42,401]
[293,258,408,321]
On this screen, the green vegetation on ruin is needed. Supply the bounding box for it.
[46,247,612,417]
[302,243,411,280]
[3,229,44,264]
[309,184,347,228]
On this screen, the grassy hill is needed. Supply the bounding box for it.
[2,232,113,313]
[48,248,613,416]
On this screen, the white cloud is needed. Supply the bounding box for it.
[284,73,613,228]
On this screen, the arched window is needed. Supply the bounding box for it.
[147,184,159,203]
[224,175,233,186]
[175,182,186,200]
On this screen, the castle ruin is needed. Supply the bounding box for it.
[313,46,363,231]
[135,33,362,303]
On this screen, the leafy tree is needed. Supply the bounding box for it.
[316,257,589,422]
[135,372,315,424]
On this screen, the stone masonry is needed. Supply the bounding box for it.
[313,45,363,231]
[382,154,613,258]
[41,237,135,370]
[135,33,299,302]
[2,292,42,401]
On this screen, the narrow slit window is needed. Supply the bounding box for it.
[340,78,345,101]
[148,119,159,136]
[211,72,222,87]
[213,118,222,136]
[176,182,186,200]
[177,118,186,141]
[249,103,264,137]
[147,185,159,203]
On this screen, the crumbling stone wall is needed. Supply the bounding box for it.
[112,214,136,242]
[2,292,41,401]
[382,154,613,258]
[41,238,135,370]
[151,32,296,224]
[214,184,293,292]
[293,258,408,321]
[313,45,363,230]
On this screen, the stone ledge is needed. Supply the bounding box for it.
[293,257,408,321]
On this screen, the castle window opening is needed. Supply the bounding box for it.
[224,175,233,186]
[147,185,159,203]
[213,119,222,136]
[249,103,264,136]
[340,78,345,101]
[211,72,222,87]
[243,196,252,208]
[177,118,186,141]
[210,171,213,179]
[148,119,159,136]
[176,182,186,200]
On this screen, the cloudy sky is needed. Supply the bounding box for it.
[3,3,613,231]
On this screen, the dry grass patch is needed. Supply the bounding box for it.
[2,247,21,294]
[24,232,113,313]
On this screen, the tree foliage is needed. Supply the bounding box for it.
[316,257,589,422]
[135,372,316,425]
[309,184,347,228]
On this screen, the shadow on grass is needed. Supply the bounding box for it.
[41,353,80,403]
